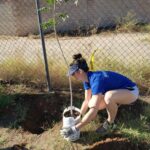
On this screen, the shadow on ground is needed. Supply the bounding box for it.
[0,144,28,150]
[0,92,82,134]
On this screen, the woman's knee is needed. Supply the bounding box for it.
[104,91,114,105]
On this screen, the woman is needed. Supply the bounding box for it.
[60,53,139,141]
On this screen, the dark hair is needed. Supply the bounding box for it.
[70,53,89,72]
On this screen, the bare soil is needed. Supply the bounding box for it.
[86,138,147,150]
[0,92,150,150]
[0,92,73,134]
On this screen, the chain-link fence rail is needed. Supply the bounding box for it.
[0,0,150,96]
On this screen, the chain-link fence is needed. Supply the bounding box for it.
[0,0,150,95]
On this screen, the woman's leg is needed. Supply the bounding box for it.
[98,95,107,110]
[104,89,138,123]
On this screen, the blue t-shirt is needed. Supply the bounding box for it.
[83,71,136,95]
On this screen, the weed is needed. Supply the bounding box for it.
[0,137,7,146]
[116,11,150,33]
[116,11,137,32]
[137,24,150,32]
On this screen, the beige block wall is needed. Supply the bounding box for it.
[10,0,38,36]
[0,0,17,35]
[0,0,150,36]
[0,0,38,36]
[86,0,150,26]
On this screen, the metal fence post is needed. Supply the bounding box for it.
[35,0,51,92]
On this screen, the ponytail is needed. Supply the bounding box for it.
[70,53,89,72]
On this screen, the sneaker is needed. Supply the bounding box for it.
[96,120,117,135]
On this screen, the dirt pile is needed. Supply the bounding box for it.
[86,138,147,150]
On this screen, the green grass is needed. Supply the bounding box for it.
[120,116,150,139]
[78,101,150,149]
[118,103,150,143]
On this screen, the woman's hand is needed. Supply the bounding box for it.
[60,126,80,141]
[75,94,102,129]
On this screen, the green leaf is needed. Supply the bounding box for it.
[42,19,56,30]
[58,13,69,22]
[45,0,55,5]
[39,7,51,13]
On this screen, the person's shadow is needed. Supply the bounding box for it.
[0,144,28,150]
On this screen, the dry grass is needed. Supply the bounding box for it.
[0,51,150,93]
[0,32,150,92]
[0,53,46,84]
[142,36,150,43]
[116,11,150,33]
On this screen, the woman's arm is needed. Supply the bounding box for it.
[76,94,103,129]
[80,89,92,115]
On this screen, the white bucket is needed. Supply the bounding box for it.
[62,106,81,128]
